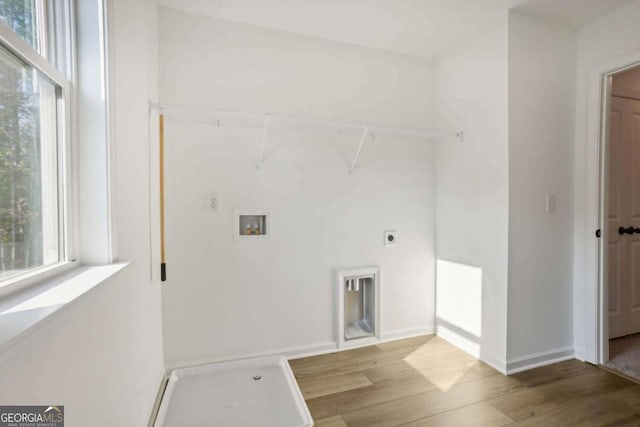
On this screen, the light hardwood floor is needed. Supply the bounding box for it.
[289,335,640,427]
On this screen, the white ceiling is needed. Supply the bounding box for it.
[158,0,635,58]
[512,0,634,28]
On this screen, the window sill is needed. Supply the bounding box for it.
[0,262,130,353]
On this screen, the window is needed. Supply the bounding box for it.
[0,0,73,284]
[0,0,38,50]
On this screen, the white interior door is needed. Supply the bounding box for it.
[608,95,640,339]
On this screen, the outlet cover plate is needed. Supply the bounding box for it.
[384,230,397,246]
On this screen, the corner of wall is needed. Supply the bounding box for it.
[505,9,576,367]
[434,14,510,375]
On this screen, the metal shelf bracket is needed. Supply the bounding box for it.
[349,126,370,174]
[257,114,270,170]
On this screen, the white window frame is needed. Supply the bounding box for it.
[0,2,78,296]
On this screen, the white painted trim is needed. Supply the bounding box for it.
[381,325,435,342]
[599,74,612,365]
[436,324,479,358]
[481,352,507,375]
[506,346,575,375]
[0,15,77,288]
[0,20,69,86]
[337,266,381,349]
[0,263,130,353]
[285,342,341,360]
[146,374,169,427]
[167,341,338,371]
[338,335,380,349]
[166,328,437,371]
[75,0,112,265]
[102,0,117,263]
[437,326,574,375]
[579,49,640,365]
[0,261,79,299]
[436,323,507,374]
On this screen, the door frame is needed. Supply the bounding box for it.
[590,55,640,365]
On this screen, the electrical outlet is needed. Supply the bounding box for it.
[384,230,397,246]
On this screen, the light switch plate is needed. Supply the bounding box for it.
[209,195,219,212]
[546,194,557,213]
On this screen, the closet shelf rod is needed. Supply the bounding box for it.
[149,102,463,142]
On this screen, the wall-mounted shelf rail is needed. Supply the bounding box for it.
[258,114,269,170]
[149,102,463,173]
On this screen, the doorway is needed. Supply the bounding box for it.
[603,64,640,380]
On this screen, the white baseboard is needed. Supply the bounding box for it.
[147,373,169,427]
[167,341,338,371]
[381,325,435,342]
[480,351,507,375]
[286,325,435,359]
[436,324,507,374]
[437,324,575,375]
[287,326,434,359]
[167,326,435,371]
[436,324,480,358]
[278,341,340,359]
[506,346,575,374]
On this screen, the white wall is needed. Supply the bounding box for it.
[573,0,640,362]
[109,0,165,418]
[158,7,437,367]
[159,8,434,128]
[0,268,160,427]
[434,16,509,372]
[506,11,575,368]
[0,1,164,426]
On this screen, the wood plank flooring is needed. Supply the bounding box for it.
[289,335,640,426]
